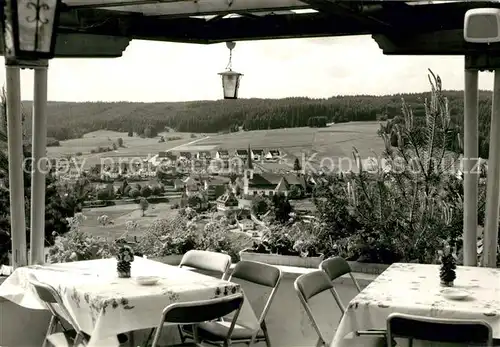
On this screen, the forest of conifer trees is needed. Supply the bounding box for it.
[19,90,495,158]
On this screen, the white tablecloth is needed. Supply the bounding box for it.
[331,263,500,346]
[0,257,259,347]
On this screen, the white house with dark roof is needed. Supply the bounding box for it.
[251,149,264,161]
[197,151,212,160]
[183,176,200,196]
[265,149,281,162]
[179,152,192,160]
[243,171,286,197]
[235,149,248,160]
[216,192,239,212]
[215,150,229,160]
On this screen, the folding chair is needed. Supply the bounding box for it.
[179,250,232,280]
[319,257,361,314]
[294,271,386,347]
[387,313,493,347]
[146,250,232,346]
[151,293,244,347]
[182,260,282,347]
[28,276,128,347]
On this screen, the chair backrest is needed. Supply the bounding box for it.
[179,250,231,279]
[320,257,351,280]
[152,294,244,347]
[319,256,360,313]
[229,260,282,326]
[28,276,82,335]
[387,313,493,346]
[294,270,335,346]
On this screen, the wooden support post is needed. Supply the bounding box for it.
[483,69,500,268]
[463,65,479,266]
[30,61,49,265]
[5,65,27,269]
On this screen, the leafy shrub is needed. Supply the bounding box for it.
[46,137,60,147]
[251,195,270,216]
[97,214,113,226]
[312,71,465,264]
[129,189,140,198]
[251,222,329,258]
[141,185,152,198]
[151,185,163,196]
[48,213,114,263]
[135,214,240,261]
[96,188,113,200]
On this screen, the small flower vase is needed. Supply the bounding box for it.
[440,280,454,287]
[117,261,131,278]
[438,243,457,288]
[116,243,134,279]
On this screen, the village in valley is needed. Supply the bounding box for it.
[50,129,330,241]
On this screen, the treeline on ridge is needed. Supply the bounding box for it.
[19,90,494,158]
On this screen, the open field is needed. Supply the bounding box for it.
[80,203,179,238]
[81,203,255,252]
[47,130,211,168]
[174,122,384,171]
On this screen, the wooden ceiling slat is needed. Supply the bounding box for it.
[63,0,311,16]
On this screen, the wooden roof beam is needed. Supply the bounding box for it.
[200,13,372,43]
[299,0,392,32]
[63,0,312,18]
[59,11,372,43]
[373,29,500,55]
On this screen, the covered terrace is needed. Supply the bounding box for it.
[0,0,499,346]
[7,0,493,269]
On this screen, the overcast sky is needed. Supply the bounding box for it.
[0,35,495,102]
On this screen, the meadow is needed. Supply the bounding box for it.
[175,122,384,171]
[79,203,178,238]
[47,130,210,168]
[46,122,384,173]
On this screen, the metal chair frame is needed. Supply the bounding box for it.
[295,270,386,347]
[28,275,88,347]
[179,250,232,280]
[183,260,282,347]
[151,294,244,347]
[146,250,232,346]
[319,256,361,315]
[386,313,494,347]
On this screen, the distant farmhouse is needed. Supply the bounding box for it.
[197,151,212,160]
[265,149,281,162]
[215,149,230,160]
[235,149,248,160]
[242,168,306,197]
[179,152,192,160]
[251,149,264,161]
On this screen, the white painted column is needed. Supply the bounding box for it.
[483,70,500,268]
[30,62,48,265]
[5,65,27,269]
[463,68,479,266]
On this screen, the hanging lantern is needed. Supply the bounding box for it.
[1,0,61,65]
[219,41,243,99]
[219,70,243,100]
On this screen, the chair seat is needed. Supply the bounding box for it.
[336,334,387,347]
[46,332,85,347]
[182,322,265,341]
[46,329,128,347]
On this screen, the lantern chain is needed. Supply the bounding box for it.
[226,48,233,71]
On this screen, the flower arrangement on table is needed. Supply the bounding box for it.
[438,241,457,287]
[116,241,135,278]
